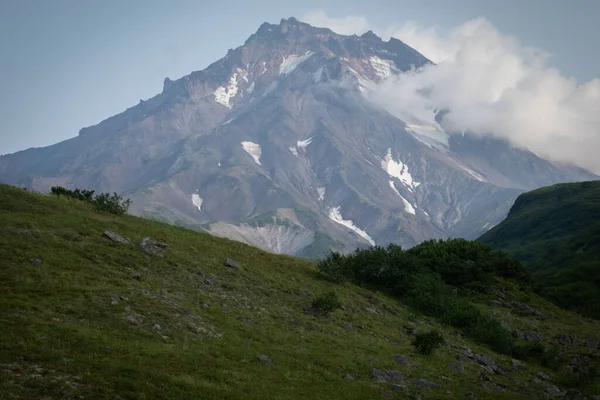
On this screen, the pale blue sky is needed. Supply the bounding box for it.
[1,0,599,155]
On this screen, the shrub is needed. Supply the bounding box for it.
[93,192,132,216]
[50,186,131,216]
[311,291,342,314]
[412,330,444,355]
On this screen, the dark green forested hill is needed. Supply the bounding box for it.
[479,180,600,318]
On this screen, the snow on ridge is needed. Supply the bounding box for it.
[381,148,420,190]
[247,82,255,94]
[388,180,416,215]
[279,51,314,75]
[289,146,298,157]
[191,193,203,212]
[241,141,262,165]
[317,187,326,201]
[328,206,375,246]
[297,136,313,149]
[214,72,239,108]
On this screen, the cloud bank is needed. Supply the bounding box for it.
[302,12,600,173]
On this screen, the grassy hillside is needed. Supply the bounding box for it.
[1,184,599,399]
[479,181,600,318]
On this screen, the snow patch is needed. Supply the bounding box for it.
[241,141,262,165]
[222,118,235,125]
[279,52,314,75]
[297,137,313,149]
[381,148,420,190]
[388,181,416,215]
[214,72,239,108]
[246,81,255,94]
[317,187,326,201]
[289,146,298,157]
[191,194,203,212]
[405,123,449,147]
[313,66,324,83]
[328,206,375,246]
[369,56,396,79]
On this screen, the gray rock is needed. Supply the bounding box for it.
[448,362,464,373]
[154,241,168,249]
[404,326,418,336]
[523,331,542,342]
[564,389,586,400]
[363,306,378,314]
[195,270,205,277]
[391,384,409,394]
[343,322,353,330]
[456,353,472,363]
[101,231,130,244]
[534,371,551,381]
[387,370,404,382]
[370,368,389,383]
[124,315,139,325]
[203,279,213,286]
[343,374,354,380]
[510,359,525,369]
[392,354,415,367]
[110,297,118,305]
[464,391,477,399]
[152,324,162,332]
[475,354,496,367]
[132,271,142,280]
[511,330,524,340]
[411,378,435,389]
[202,303,210,309]
[479,373,493,382]
[28,258,42,264]
[223,258,239,269]
[137,237,164,256]
[489,300,503,308]
[256,354,272,364]
[555,333,574,345]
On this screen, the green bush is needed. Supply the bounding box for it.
[311,291,342,314]
[50,186,131,216]
[412,330,444,355]
[92,192,132,216]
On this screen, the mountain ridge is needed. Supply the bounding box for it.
[0,17,596,255]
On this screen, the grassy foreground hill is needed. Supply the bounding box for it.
[1,184,599,399]
[479,181,600,319]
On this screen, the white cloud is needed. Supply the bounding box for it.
[374,17,600,173]
[301,11,600,173]
[300,10,369,36]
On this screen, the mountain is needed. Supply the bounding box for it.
[0,17,596,256]
[2,184,600,399]
[480,181,600,318]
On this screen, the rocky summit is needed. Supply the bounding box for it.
[0,17,595,256]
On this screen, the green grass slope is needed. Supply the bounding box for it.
[479,181,600,318]
[1,184,599,399]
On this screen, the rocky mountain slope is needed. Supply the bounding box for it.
[0,17,595,256]
[480,180,600,318]
[1,184,599,399]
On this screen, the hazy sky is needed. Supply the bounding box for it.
[1,0,599,158]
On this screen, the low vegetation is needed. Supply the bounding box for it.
[1,184,599,399]
[480,180,600,318]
